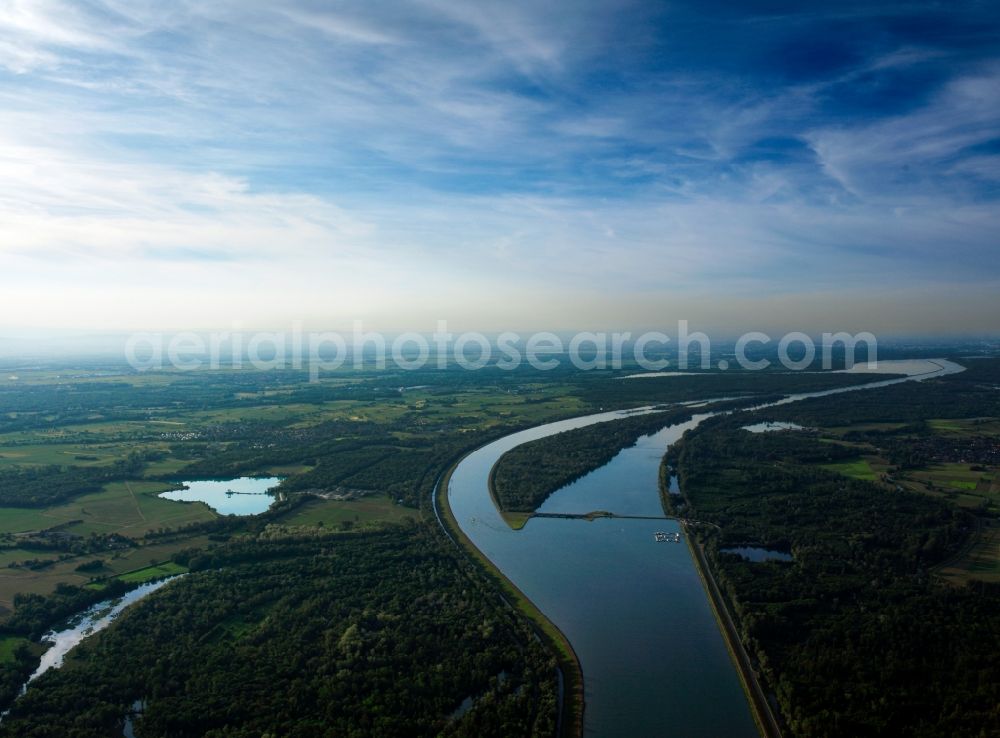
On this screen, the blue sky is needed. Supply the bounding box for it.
[0,0,998,333]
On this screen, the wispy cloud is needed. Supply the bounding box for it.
[807,65,1000,198]
[0,0,997,332]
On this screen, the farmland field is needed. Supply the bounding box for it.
[274,496,416,529]
[821,457,877,480]
[117,562,189,584]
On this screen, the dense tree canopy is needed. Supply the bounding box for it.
[0,525,559,738]
[669,364,1000,736]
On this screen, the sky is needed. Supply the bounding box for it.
[0,0,998,336]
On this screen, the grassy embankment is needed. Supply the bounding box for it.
[437,458,584,738]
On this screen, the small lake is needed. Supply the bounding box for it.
[721,547,794,563]
[741,421,806,433]
[159,477,282,516]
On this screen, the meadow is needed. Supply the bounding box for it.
[0,363,602,611]
[820,457,877,481]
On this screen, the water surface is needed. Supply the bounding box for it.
[448,410,757,737]
[833,358,950,376]
[160,477,282,516]
[741,421,806,433]
[721,547,794,563]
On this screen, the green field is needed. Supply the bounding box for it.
[909,463,992,497]
[928,418,1000,437]
[939,521,1000,585]
[0,635,28,664]
[0,548,60,568]
[0,444,126,468]
[275,496,416,529]
[928,420,964,432]
[0,508,61,536]
[0,480,216,538]
[800,408,1000,582]
[823,422,908,436]
[822,458,877,481]
[0,536,213,611]
[117,561,189,584]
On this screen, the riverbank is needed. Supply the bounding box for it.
[683,526,783,738]
[662,452,782,738]
[435,456,584,738]
[486,461,532,530]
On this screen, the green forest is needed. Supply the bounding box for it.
[0,525,558,738]
[668,361,1000,736]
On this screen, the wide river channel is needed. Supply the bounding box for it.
[443,360,964,737]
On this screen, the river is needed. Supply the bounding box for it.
[444,359,964,737]
[1,577,180,725]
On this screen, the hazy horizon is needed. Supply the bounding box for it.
[0,325,995,364]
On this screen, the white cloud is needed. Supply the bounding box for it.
[0,134,377,262]
[0,1,997,333]
[806,66,1000,198]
